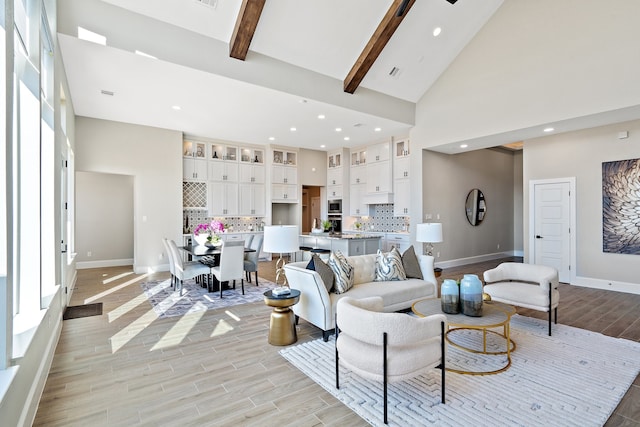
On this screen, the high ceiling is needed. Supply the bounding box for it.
[58,0,503,151]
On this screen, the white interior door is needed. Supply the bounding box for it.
[532,181,572,282]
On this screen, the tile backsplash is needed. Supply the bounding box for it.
[183,209,265,234]
[355,204,409,232]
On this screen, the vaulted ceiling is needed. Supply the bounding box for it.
[57,0,503,151]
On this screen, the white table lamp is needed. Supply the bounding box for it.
[416,223,443,256]
[263,225,299,287]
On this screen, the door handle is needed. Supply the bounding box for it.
[535,235,543,239]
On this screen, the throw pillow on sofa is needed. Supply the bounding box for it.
[375,247,407,281]
[402,245,423,279]
[328,250,354,294]
[306,254,334,292]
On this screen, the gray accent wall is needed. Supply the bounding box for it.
[421,148,519,266]
[524,119,640,291]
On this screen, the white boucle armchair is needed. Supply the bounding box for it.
[335,296,446,425]
[483,262,560,336]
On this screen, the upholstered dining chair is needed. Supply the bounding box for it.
[162,238,177,290]
[167,239,210,296]
[244,234,254,249]
[211,240,245,298]
[335,296,447,425]
[243,234,263,286]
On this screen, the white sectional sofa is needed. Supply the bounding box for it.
[284,253,438,341]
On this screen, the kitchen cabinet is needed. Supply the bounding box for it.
[393,156,410,216]
[350,163,366,185]
[208,182,238,216]
[239,163,265,184]
[272,165,297,185]
[350,147,367,166]
[239,183,266,216]
[183,158,207,181]
[328,150,342,168]
[183,140,207,181]
[327,167,342,186]
[272,184,298,202]
[239,147,264,165]
[384,233,411,253]
[272,149,297,166]
[209,143,238,162]
[368,141,391,163]
[366,161,392,194]
[208,161,238,182]
[349,183,368,216]
[394,138,410,158]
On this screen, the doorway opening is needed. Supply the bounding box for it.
[302,186,322,233]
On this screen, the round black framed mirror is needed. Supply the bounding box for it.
[465,189,486,226]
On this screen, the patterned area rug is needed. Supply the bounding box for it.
[141,276,278,318]
[281,315,640,427]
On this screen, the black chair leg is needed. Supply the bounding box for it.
[254,271,259,286]
[241,279,245,295]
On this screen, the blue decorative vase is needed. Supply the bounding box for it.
[460,274,483,316]
[441,279,460,314]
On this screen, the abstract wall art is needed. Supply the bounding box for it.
[602,158,640,255]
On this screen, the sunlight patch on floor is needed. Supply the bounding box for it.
[107,293,149,323]
[102,271,134,285]
[225,310,241,322]
[150,310,206,351]
[110,307,159,353]
[85,273,150,304]
[211,319,234,337]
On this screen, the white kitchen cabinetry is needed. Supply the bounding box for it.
[327,167,343,198]
[209,143,238,162]
[272,148,298,202]
[239,183,266,216]
[384,233,411,253]
[208,161,238,182]
[365,141,392,200]
[208,182,238,216]
[350,147,367,166]
[239,147,264,165]
[239,163,265,184]
[183,140,207,181]
[393,155,411,216]
[183,158,207,181]
[328,150,342,168]
[350,163,366,185]
[349,183,368,216]
[394,138,410,158]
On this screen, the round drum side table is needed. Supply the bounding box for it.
[263,289,301,346]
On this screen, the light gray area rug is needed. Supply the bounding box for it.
[280,315,640,427]
[141,277,277,318]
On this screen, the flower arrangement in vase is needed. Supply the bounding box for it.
[193,220,225,246]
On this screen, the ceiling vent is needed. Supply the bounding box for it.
[100,90,114,96]
[389,67,401,78]
[194,0,218,9]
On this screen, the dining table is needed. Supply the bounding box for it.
[179,244,256,292]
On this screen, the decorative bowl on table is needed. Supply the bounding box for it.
[205,239,222,248]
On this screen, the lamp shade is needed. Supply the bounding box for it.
[263,225,299,253]
[416,223,443,243]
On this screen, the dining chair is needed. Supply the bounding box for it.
[162,238,177,290]
[244,234,263,286]
[244,234,254,249]
[211,240,245,298]
[167,239,210,296]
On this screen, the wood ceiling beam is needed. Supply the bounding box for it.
[344,0,416,94]
[229,0,266,61]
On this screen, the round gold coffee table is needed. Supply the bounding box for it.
[412,298,516,375]
[263,289,301,346]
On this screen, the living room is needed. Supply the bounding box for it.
[2,1,640,426]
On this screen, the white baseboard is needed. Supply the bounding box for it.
[434,251,518,269]
[76,258,134,270]
[572,276,640,295]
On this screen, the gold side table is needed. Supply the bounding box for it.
[263,289,301,346]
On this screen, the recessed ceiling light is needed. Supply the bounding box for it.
[344,137,350,141]
[335,127,342,132]
[320,144,326,148]
[318,114,325,120]
[171,105,181,111]
[268,137,275,141]
[544,127,555,132]
[374,127,382,132]
[460,144,468,148]
[290,127,297,132]
[433,27,442,37]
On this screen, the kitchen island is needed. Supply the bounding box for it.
[299,233,381,258]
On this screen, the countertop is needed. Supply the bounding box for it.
[300,233,382,240]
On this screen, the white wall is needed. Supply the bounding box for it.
[298,148,327,186]
[75,171,134,267]
[75,118,183,273]
[413,0,640,149]
[523,119,640,292]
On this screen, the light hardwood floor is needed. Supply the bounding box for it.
[34,257,640,426]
